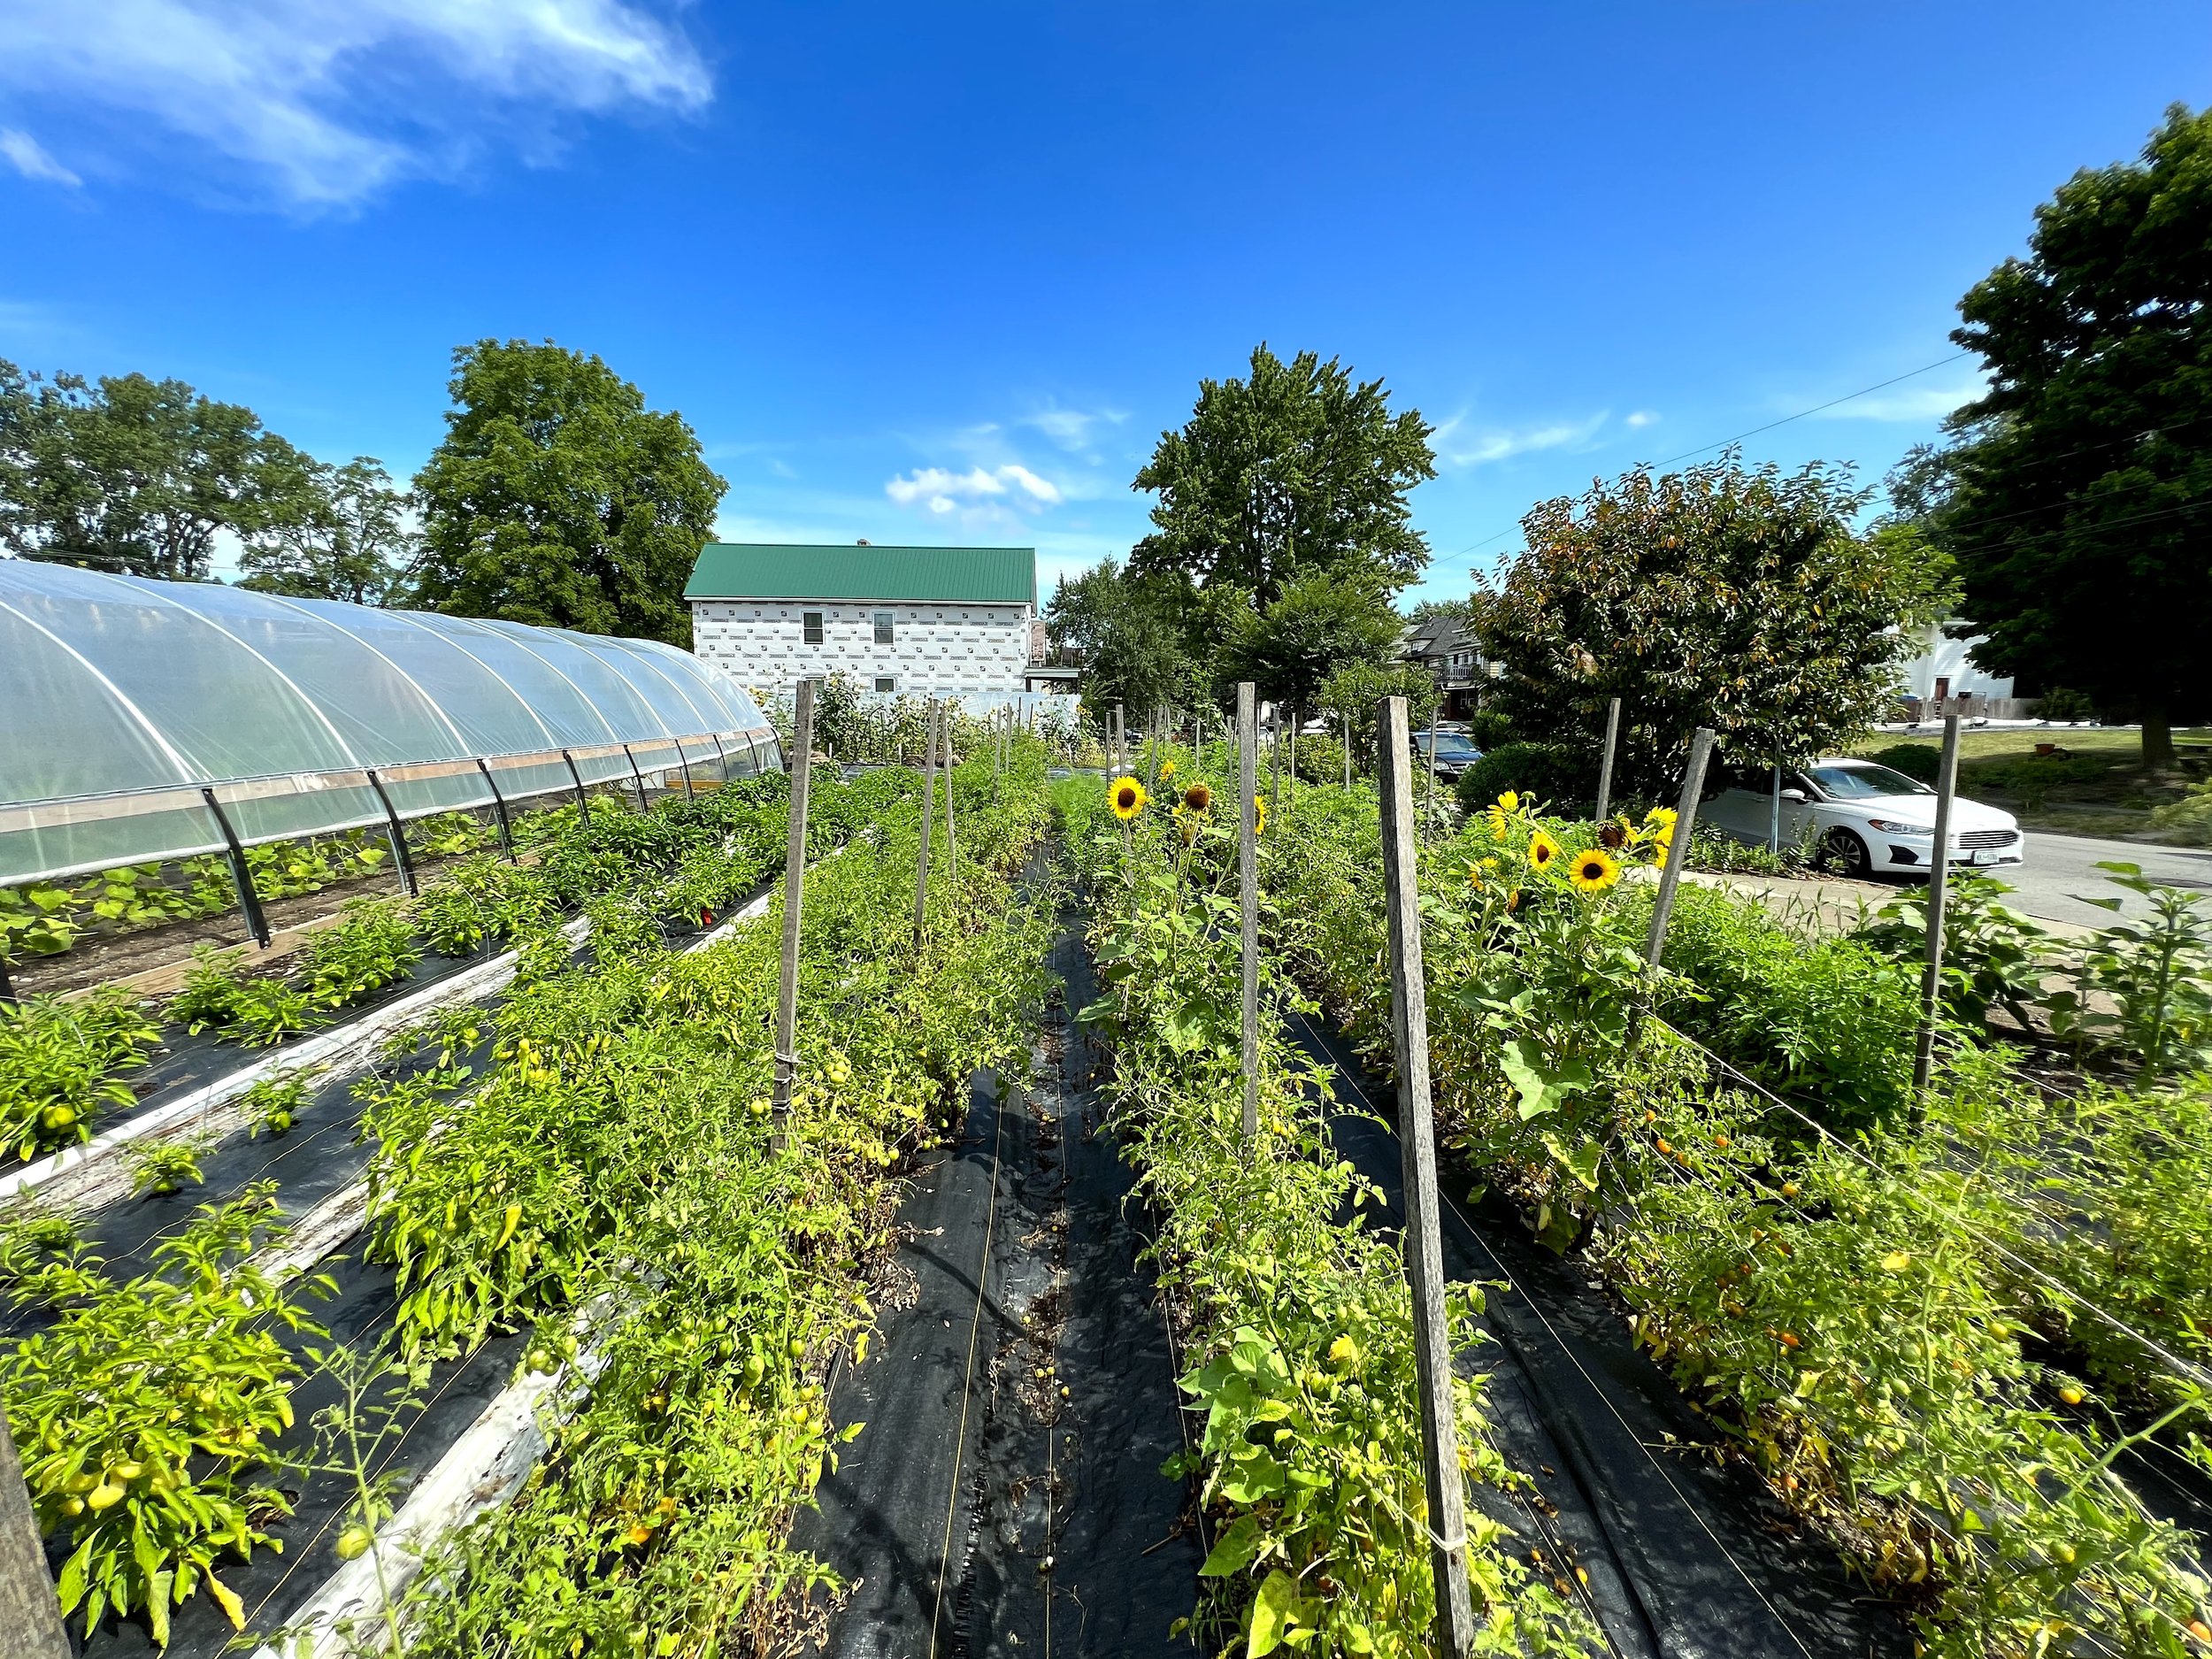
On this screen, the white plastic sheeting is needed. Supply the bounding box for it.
[0,561,780,886]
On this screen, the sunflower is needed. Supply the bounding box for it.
[1254,794,1269,837]
[1568,848,1622,893]
[1159,759,1177,781]
[1496,791,1521,814]
[1110,776,1148,819]
[1528,828,1562,872]
[1597,821,1627,850]
[1182,782,1212,812]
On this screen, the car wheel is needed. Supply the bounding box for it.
[1823,827,1872,879]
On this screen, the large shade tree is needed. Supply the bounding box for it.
[1482,456,1947,798]
[1921,104,2212,768]
[1043,558,1197,726]
[235,457,415,604]
[1212,568,1402,710]
[0,362,324,581]
[411,340,726,647]
[1129,344,1434,608]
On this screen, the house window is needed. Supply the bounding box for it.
[803,611,824,645]
[875,676,896,693]
[873,611,895,646]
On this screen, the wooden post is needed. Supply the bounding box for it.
[915,700,936,948]
[1913,714,1962,1094]
[1268,703,1282,823]
[1375,695,1477,1659]
[0,1402,65,1658]
[1643,727,1717,968]
[942,697,956,876]
[772,679,816,1148]
[1237,683,1261,1141]
[1114,702,1125,775]
[1143,704,1162,797]
[1423,707,1438,825]
[1768,755,1783,856]
[1594,697,1622,825]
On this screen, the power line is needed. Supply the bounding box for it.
[1430,350,1978,574]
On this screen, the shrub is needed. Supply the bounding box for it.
[169,949,317,1048]
[296,898,420,1009]
[1289,731,1346,785]
[2036,686,2096,722]
[1866,741,1939,784]
[2148,783,2212,847]
[0,991,161,1160]
[1453,741,1594,816]
[1466,708,1514,749]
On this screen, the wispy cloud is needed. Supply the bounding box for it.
[0,0,712,209]
[1625,409,1659,428]
[886,464,1064,515]
[1811,380,1985,423]
[1433,411,1610,469]
[0,127,80,187]
[1021,403,1127,454]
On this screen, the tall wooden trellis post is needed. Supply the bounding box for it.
[1375,694,1476,1658]
[1913,714,1963,1094]
[1237,682,1260,1141]
[915,699,937,948]
[1594,696,1622,825]
[771,678,816,1149]
[1644,727,1717,968]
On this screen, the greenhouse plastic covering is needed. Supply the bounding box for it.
[0,560,780,887]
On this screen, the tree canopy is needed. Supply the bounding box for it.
[1481,456,1945,800]
[1212,568,1402,710]
[0,362,326,581]
[1915,103,2212,766]
[1042,558,1197,723]
[1129,344,1434,608]
[235,457,415,604]
[411,340,726,647]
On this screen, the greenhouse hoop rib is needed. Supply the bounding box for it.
[0,561,780,888]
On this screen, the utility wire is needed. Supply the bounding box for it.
[1430,351,1977,573]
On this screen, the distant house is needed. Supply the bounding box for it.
[686,542,1045,699]
[1893,622,2027,718]
[1400,614,1489,719]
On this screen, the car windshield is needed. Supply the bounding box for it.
[1809,762,1932,800]
[1420,734,1480,758]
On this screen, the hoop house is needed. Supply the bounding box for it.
[0,560,780,889]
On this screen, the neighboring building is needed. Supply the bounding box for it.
[1893,621,2027,718]
[686,542,1039,698]
[1400,614,1488,719]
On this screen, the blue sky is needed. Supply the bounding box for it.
[2,2,2206,607]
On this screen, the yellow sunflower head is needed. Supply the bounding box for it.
[1496,791,1521,814]
[1568,848,1622,893]
[1182,781,1212,812]
[1528,828,1563,872]
[1254,793,1269,837]
[1110,776,1148,819]
[1159,758,1176,780]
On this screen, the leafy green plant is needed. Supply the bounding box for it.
[0,1185,326,1645]
[0,989,162,1160]
[411,856,557,956]
[1857,874,2053,1032]
[407,810,500,859]
[296,897,420,1009]
[2044,864,2212,1073]
[169,947,318,1048]
[0,881,81,960]
[127,1136,209,1199]
[242,1070,316,1138]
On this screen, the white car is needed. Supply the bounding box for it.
[1701,757,2024,880]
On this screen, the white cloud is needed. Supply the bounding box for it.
[0,128,81,186]
[885,464,1064,515]
[1434,411,1609,468]
[0,0,711,208]
[1625,409,1659,428]
[1813,380,1986,423]
[1022,404,1127,453]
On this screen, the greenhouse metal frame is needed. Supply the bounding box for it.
[0,561,782,943]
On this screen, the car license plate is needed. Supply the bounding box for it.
[1972,849,2000,864]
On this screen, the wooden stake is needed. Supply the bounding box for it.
[1594,696,1622,825]
[1268,703,1281,823]
[1914,714,1962,1094]
[1237,682,1260,1141]
[1375,694,1476,1659]
[1643,727,1716,968]
[942,698,956,876]
[772,678,816,1147]
[1423,707,1438,825]
[915,700,936,948]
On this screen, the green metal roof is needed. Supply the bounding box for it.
[684,543,1036,606]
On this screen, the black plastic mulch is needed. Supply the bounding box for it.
[792,914,1200,1658]
[1282,1006,1917,1659]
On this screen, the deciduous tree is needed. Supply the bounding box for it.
[411,340,725,646]
[1482,456,1945,799]
[236,457,414,605]
[1212,568,1403,710]
[1922,104,2212,767]
[1130,344,1434,607]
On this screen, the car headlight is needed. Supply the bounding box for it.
[1866,818,1931,835]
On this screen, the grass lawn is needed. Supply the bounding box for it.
[1854,726,2212,843]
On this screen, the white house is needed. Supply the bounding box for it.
[1895,621,2016,707]
[686,542,1039,699]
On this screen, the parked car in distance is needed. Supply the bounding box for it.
[1410,729,1485,780]
[1701,757,2024,879]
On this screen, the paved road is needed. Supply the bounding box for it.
[2005,832,2212,930]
